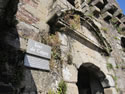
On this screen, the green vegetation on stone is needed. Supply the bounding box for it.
[57,80,67,94]
[107,63,113,70]
[48,89,56,94]
[101,27,108,33]
[48,80,67,94]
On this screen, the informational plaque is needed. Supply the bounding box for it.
[24,54,50,71]
[26,39,51,59]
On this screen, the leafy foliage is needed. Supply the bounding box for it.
[57,80,67,94]
[63,10,81,30]
[48,80,67,94]
[48,89,56,94]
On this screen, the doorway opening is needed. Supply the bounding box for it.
[77,63,105,94]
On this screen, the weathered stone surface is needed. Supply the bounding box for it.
[66,83,79,94]
[81,2,89,14]
[106,75,115,87]
[1,0,125,93]
[102,12,112,20]
[91,0,104,6]
[19,37,27,50]
[104,88,117,94]
[63,65,78,82]
[58,33,68,46]
[92,19,102,29]
[113,10,122,18]
[35,21,50,33]
[107,57,116,68]
[91,6,100,13]
[17,22,40,41]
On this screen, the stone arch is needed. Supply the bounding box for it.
[76,63,106,94]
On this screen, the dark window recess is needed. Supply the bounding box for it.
[116,21,121,27]
[117,14,123,19]
[122,27,125,31]
[103,0,108,5]
[95,2,104,10]
[104,16,112,23]
[107,6,118,15]
[121,37,125,48]
[93,11,100,18]
[67,0,75,6]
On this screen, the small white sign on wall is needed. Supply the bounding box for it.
[26,39,51,59]
[24,54,50,71]
[24,39,51,71]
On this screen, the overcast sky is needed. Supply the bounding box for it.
[116,0,125,14]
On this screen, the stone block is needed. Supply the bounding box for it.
[93,19,102,29]
[91,0,104,6]
[103,3,118,15]
[66,83,78,94]
[81,2,88,9]
[91,6,100,13]
[100,74,115,88]
[91,6,100,17]
[121,17,125,24]
[58,33,68,46]
[113,10,123,19]
[19,37,28,50]
[63,65,78,83]
[102,12,112,18]
[35,21,50,33]
[82,7,89,14]
[106,75,115,87]
[17,22,40,41]
[119,23,125,32]
[104,88,117,94]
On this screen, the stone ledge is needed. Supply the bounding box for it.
[104,88,117,94]
[91,0,104,6]
[91,6,101,13]
[113,10,123,19]
[102,11,112,22]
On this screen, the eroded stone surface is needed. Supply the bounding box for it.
[63,65,78,83]
[104,88,117,94]
[66,83,79,94]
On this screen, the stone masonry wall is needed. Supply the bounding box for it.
[0,0,125,94]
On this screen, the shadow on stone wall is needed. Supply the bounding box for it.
[0,0,38,94]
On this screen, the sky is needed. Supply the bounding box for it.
[116,0,125,14]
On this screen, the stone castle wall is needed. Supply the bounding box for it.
[0,0,125,94]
